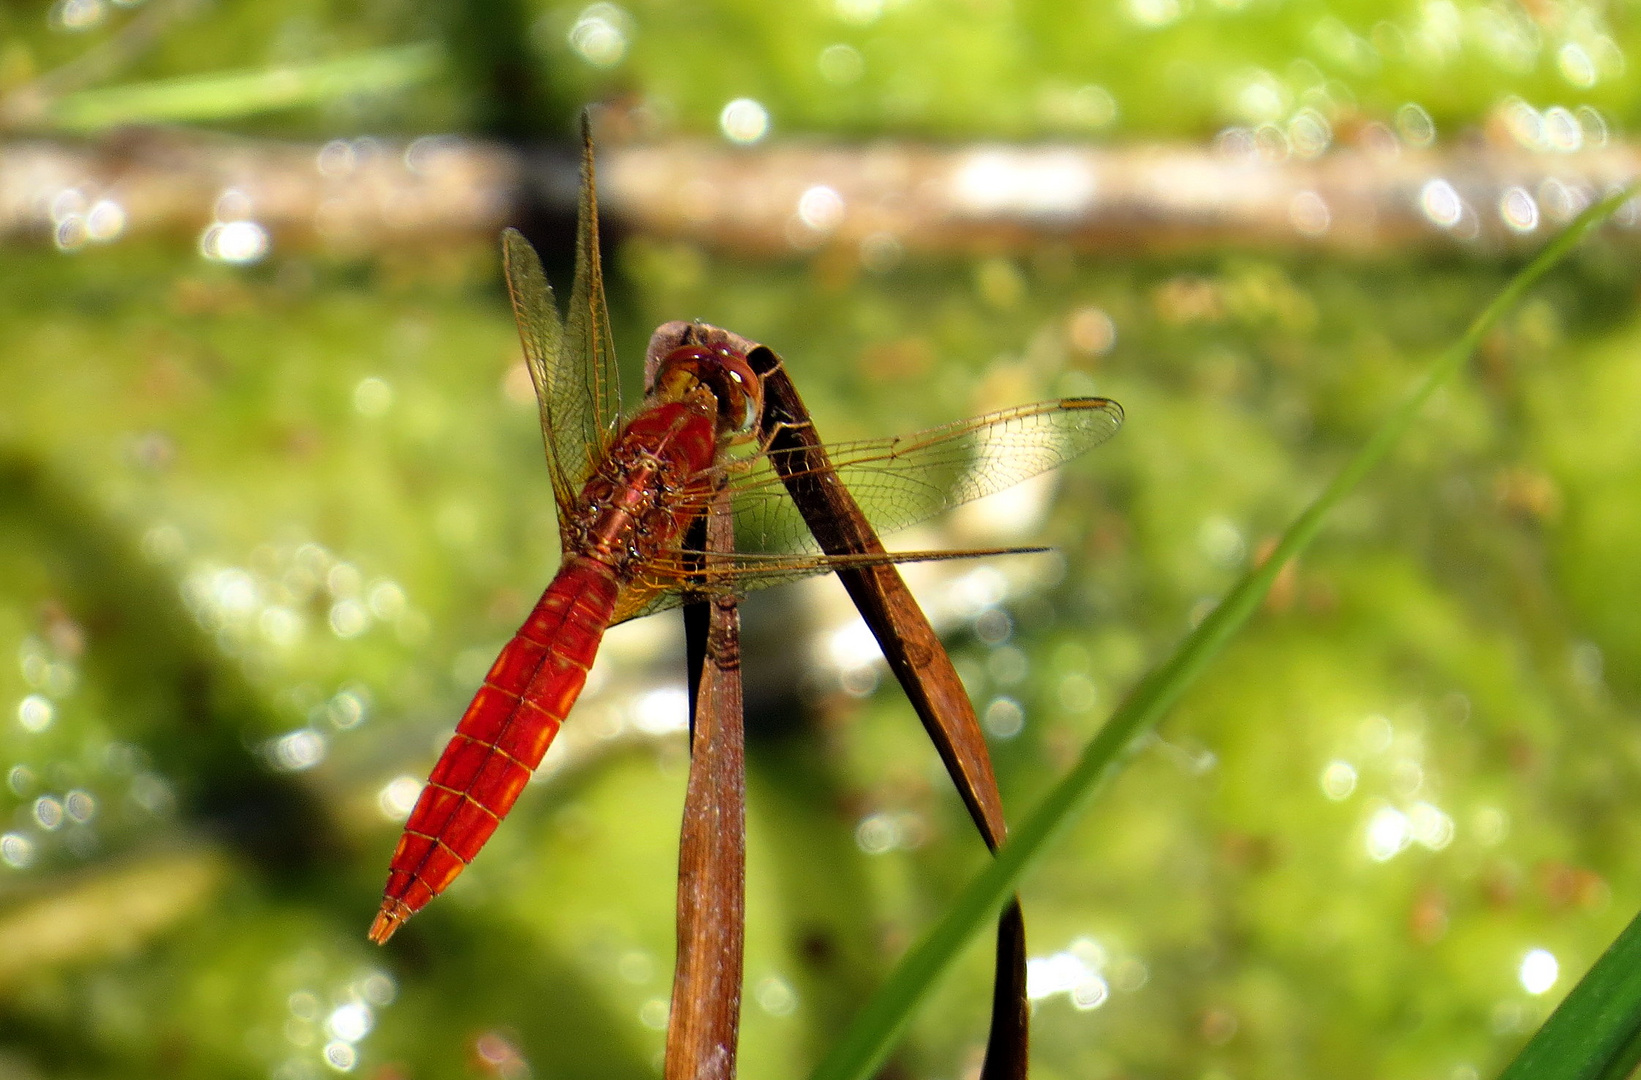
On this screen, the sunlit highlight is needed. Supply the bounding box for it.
[719,98,770,144]
[378,776,422,820]
[64,789,96,823]
[1408,801,1454,850]
[0,833,36,869]
[952,151,1096,218]
[354,376,393,416]
[797,185,846,232]
[1026,937,1111,1010]
[16,694,53,733]
[51,0,105,31]
[1396,102,1435,147]
[33,796,64,830]
[1289,190,1331,237]
[200,220,270,264]
[818,43,865,85]
[631,685,688,735]
[267,729,327,772]
[1519,948,1558,995]
[568,3,632,68]
[1543,106,1582,152]
[1320,760,1356,800]
[326,1002,373,1043]
[1558,43,1597,88]
[983,697,1024,739]
[1366,806,1410,861]
[1500,187,1539,233]
[1419,179,1463,229]
[638,998,669,1030]
[756,974,798,1015]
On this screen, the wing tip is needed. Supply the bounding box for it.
[1060,396,1125,426]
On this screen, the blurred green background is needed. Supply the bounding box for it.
[3,1,1641,1078]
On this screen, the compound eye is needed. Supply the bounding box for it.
[713,357,763,435]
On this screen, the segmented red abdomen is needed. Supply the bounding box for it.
[370,400,722,944]
[369,558,619,943]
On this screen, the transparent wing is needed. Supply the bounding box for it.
[606,396,1123,624]
[500,116,622,532]
[726,396,1123,553]
[610,548,1043,625]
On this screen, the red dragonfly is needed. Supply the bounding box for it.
[369,132,1123,945]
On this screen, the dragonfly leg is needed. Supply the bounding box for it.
[753,416,814,457]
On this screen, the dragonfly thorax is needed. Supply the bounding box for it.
[566,407,716,577]
[652,344,763,438]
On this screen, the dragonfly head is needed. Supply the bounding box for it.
[652,344,764,438]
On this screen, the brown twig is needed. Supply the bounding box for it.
[666,484,746,1080]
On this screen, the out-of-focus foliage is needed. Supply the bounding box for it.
[2,1,1641,1079]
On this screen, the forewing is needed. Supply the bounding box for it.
[727,397,1124,553]
[605,397,1122,624]
[501,228,580,524]
[609,549,1042,626]
[561,114,623,483]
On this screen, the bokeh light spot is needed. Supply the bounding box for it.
[1419,179,1463,228]
[983,697,1025,739]
[17,694,53,733]
[1519,949,1558,995]
[797,185,845,232]
[568,3,632,68]
[200,221,270,264]
[719,99,770,144]
[1366,805,1410,861]
[818,43,865,85]
[1500,187,1539,233]
[268,729,327,772]
[379,775,421,820]
[1,833,36,869]
[1320,760,1357,800]
[353,377,393,417]
[322,1040,357,1071]
[755,975,798,1015]
[33,795,64,830]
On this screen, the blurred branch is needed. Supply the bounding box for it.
[2,129,1638,254]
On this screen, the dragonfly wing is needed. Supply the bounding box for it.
[501,229,579,524]
[723,397,1124,554]
[561,114,623,485]
[499,117,623,536]
[608,548,1046,625]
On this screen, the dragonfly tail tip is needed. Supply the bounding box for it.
[368,907,403,945]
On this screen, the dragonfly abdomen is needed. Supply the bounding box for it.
[369,558,620,943]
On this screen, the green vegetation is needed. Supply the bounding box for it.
[2,2,1641,1079]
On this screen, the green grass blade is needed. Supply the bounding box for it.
[810,188,1637,1080]
[47,42,441,130]
[1499,907,1641,1079]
